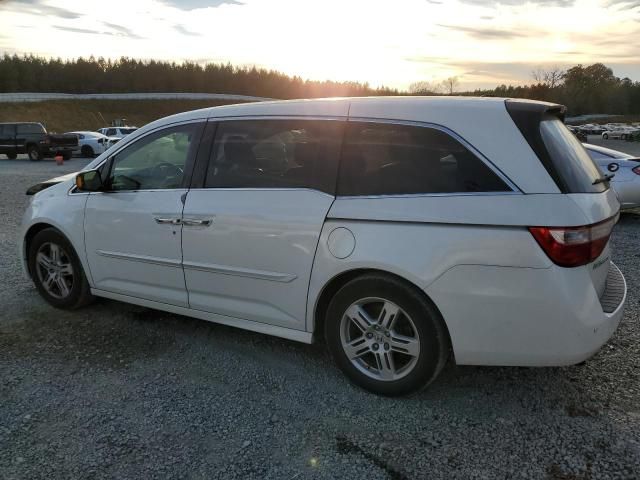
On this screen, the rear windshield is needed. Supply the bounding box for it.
[539,116,606,193]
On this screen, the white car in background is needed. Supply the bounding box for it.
[577,124,606,135]
[602,126,639,140]
[97,126,138,139]
[583,143,640,210]
[20,97,626,396]
[66,131,119,158]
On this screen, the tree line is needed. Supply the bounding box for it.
[468,64,640,116]
[0,55,638,115]
[0,54,398,99]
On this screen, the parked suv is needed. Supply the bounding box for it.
[19,97,626,395]
[0,122,78,160]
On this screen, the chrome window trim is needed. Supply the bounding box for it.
[335,191,522,200]
[346,116,522,194]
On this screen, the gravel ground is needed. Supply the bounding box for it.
[1,150,640,480]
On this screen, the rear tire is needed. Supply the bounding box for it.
[325,273,450,396]
[27,144,43,161]
[62,151,72,161]
[28,228,94,310]
[6,152,17,160]
[80,145,95,158]
[603,133,609,140]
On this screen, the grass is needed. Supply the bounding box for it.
[0,99,249,133]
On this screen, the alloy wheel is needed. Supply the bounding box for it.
[35,242,74,299]
[339,297,421,381]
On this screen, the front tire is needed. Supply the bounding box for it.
[80,145,94,157]
[325,273,450,396]
[62,151,72,161]
[603,133,609,140]
[6,152,17,160]
[28,228,94,309]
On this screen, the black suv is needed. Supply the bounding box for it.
[0,122,78,161]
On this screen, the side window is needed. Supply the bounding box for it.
[17,124,45,135]
[338,122,510,196]
[205,120,343,194]
[106,129,117,136]
[107,123,200,191]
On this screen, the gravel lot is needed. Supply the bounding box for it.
[1,142,640,479]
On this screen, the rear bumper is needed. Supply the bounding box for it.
[426,261,626,366]
[40,145,77,155]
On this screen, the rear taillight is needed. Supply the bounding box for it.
[529,214,619,267]
[633,166,640,175]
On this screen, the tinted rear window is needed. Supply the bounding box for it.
[539,116,606,193]
[338,122,510,196]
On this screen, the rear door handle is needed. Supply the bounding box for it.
[182,218,213,227]
[154,216,182,225]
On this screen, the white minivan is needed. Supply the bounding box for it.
[20,97,626,395]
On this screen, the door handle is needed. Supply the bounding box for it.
[154,216,181,225]
[182,218,213,227]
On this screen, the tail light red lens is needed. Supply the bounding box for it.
[632,165,640,175]
[529,214,619,267]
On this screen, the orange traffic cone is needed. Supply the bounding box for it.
[55,154,64,166]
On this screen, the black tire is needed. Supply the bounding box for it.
[603,133,609,140]
[6,152,17,160]
[62,151,72,161]
[27,144,43,161]
[325,273,450,396]
[28,228,94,310]
[80,145,94,158]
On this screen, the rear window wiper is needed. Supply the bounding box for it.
[593,173,615,185]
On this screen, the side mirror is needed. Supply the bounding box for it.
[75,169,103,192]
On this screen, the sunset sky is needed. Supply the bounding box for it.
[1,0,639,90]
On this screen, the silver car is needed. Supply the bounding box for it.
[584,143,640,210]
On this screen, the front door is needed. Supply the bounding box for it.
[84,122,204,307]
[182,118,344,330]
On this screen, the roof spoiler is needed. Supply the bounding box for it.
[504,99,569,192]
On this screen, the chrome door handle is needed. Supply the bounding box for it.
[182,218,213,227]
[154,217,181,225]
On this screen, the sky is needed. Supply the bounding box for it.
[0,0,639,91]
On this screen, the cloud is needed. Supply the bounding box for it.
[53,24,145,40]
[174,24,201,36]
[103,22,144,39]
[459,0,574,5]
[437,23,528,39]
[160,0,242,10]
[2,0,81,19]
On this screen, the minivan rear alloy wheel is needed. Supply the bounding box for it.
[325,274,450,396]
[28,228,94,309]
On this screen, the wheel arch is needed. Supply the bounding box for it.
[312,268,453,352]
[23,222,60,278]
[23,221,90,286]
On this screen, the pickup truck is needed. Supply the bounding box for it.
[0,122,78,161]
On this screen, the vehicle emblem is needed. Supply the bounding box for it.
[607,163,619,173]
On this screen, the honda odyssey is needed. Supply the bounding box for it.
[20,97,626,395]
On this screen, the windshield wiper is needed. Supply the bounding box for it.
[593,173,615,185]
